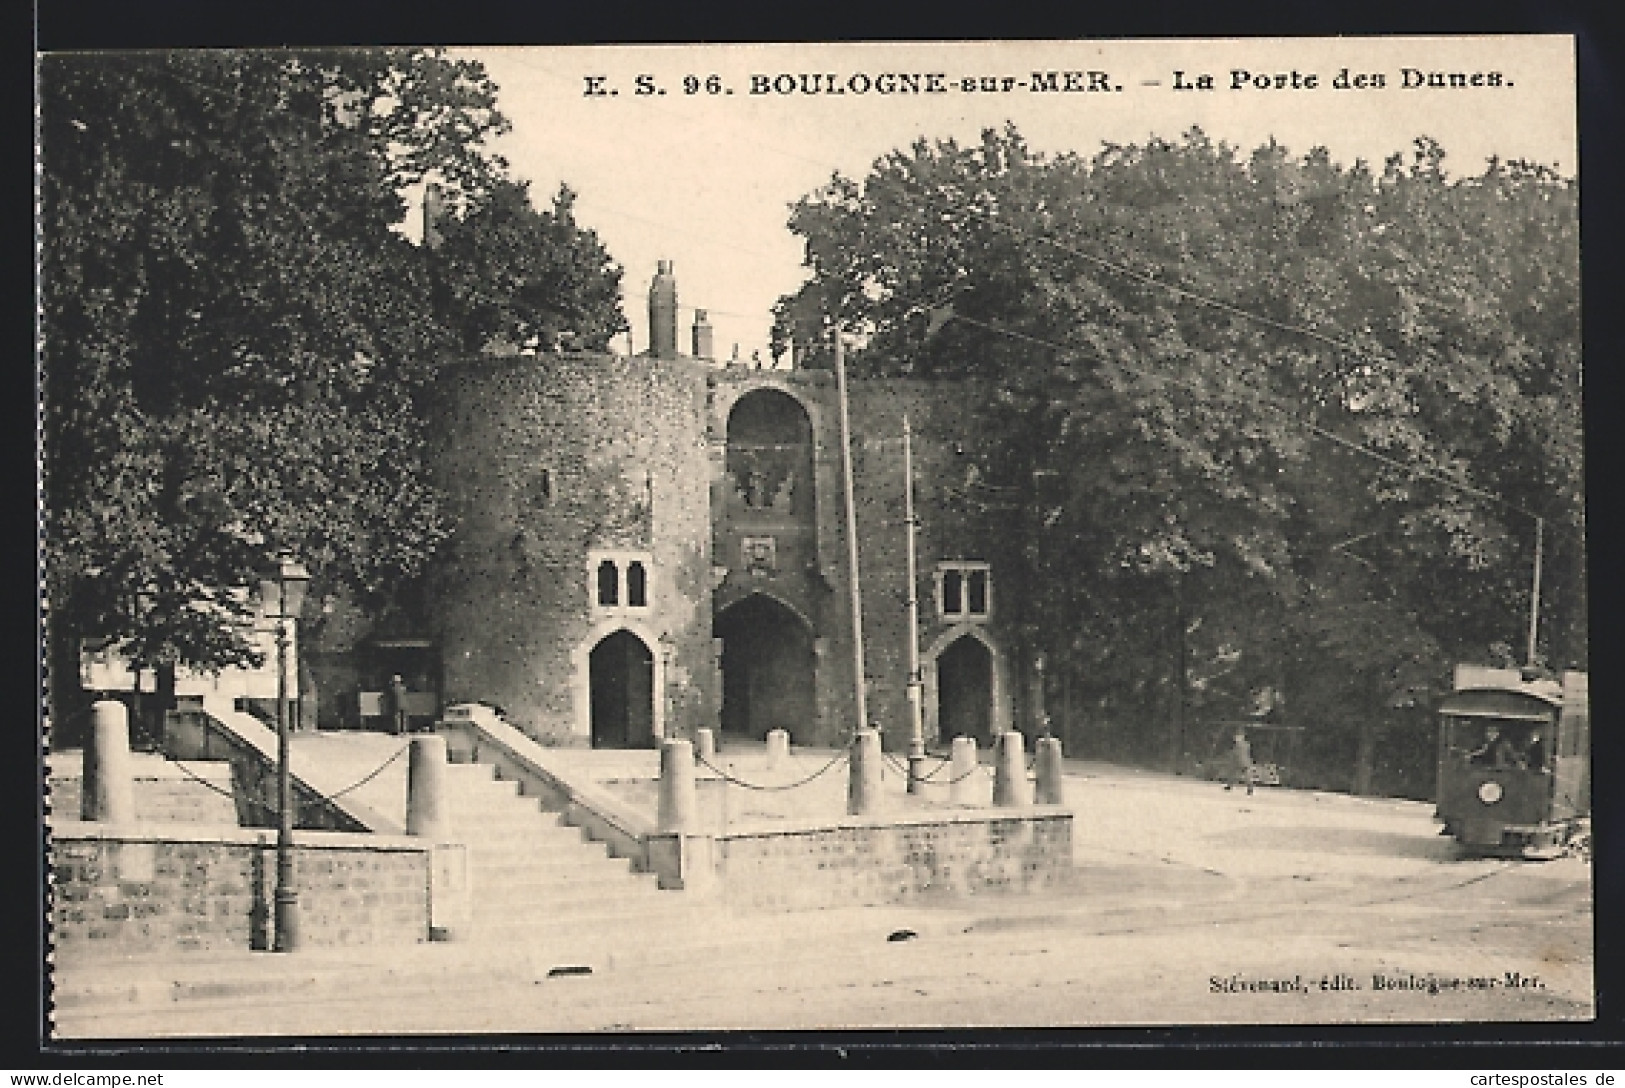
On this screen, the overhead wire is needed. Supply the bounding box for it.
[946,193,1552,523]
[940,306,1538,521]
[112,49,1552,526]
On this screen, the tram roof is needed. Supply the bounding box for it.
[1438,686,1562,721]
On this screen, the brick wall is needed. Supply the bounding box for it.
[714,810,1073,911]
[49,824,431,955]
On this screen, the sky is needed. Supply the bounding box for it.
[448,37,1577,362]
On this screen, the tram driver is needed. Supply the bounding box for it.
[1468,724,1520,769]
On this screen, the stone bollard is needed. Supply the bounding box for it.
[405,734,449,840]
[658,738,697,832]
[765,728,790,770]
[1034,736,1065,805]
[948,736,980,806]
[82,700,136,823]
[847,728,884,816]
[694,728,716,765]
[992,730,1029,807]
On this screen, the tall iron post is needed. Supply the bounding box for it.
[833,330,869,737]
[1526,515,1544,668]
[903,414,926,791]
[264,556,309,954]
[273,613,298,952]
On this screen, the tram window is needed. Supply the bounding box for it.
[1447,718,1488,758]
[1525,730,1547,771]
[1459,721,1537,770]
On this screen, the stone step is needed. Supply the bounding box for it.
[486,848,640,875]
[435,747,683,949]
[459,834,612,861]
[443,771,519,793]
[471,867,651,900]
[443,761,499,777]
[467,857,633,887]
[454,831,598,854]
[443,794,559,814]
[469,877,663,915]
[466,847,633,875]
[442,788,532,809]
[443,814,566,836]
[441,768,522,788]
[440,775,538,795]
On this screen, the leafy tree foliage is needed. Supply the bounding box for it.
[40,49,626,691]
[776,126,1582,791]
[427,179,627,354]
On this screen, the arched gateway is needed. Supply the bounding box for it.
[714,593,816,741]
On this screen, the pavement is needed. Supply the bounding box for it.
[49,750,1594,1037]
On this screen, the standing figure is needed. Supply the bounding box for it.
[1224,727,1256,795]
[389,674,409,735]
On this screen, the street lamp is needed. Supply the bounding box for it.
[901,414,926,792]
[259,555,310,953]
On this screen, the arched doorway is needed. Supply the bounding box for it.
[715,594,815,741]
[589,629,655,748]
[937,634,994,747]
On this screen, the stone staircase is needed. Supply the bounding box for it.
[442,761,692,952]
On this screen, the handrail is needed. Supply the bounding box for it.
[436,713,655,843]
[194,699,402,834]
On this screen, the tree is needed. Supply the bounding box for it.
[40,49,626,722]
[775,126,1582,789]
[427,179,627,354]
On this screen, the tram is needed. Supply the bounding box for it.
[1435,664,1589,857]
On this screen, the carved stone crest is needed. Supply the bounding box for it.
[742,535,777,575]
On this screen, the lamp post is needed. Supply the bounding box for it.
[259,556,310,953]
[902,414,926,792]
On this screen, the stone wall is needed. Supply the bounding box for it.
[429,354,717,746]
[846,379,1033,748]
[429,352,1036,752]
[713,810,1074,911]
[49,824,432,954]
[709,370,1032,748]
[47,751,238,827]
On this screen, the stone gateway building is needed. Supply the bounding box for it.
[412,263,1044,753]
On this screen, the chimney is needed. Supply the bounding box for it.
[648,260,678,359]
[691,309,714,360]
[422,182,445,250]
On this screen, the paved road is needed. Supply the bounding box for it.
[53,761,1592,1035]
